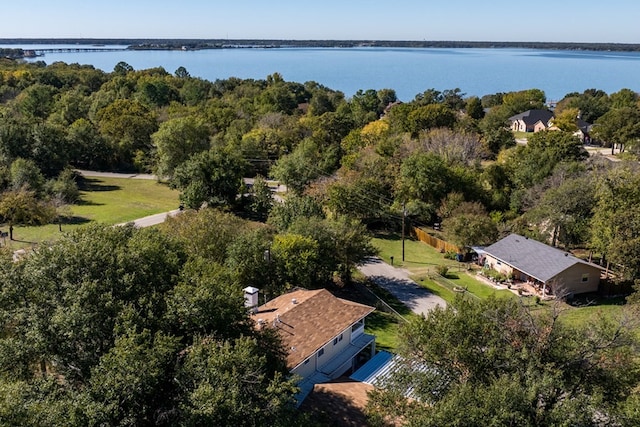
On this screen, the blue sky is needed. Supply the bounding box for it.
[2,0,639,43]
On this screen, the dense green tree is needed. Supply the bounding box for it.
[0,189,55,239]
[480,127,515,157]
[287,215,376,285]
[15,83,58,119]
[0,223,301,426]
[271,233,321,291]
[550,107,580,132]
[225,225,278,298]
[324,215,377,283]
[66,118,110,169]
[96,99,158,167]
[87,327,182,425]
[609,88,639,109]
[270,139,323,194]
[170,148,246,209]
[442,201,498,249]
[593,106,640,154]
[152,115,210,179]
[591,165,640,281]
[524,173,595,248]
[465,96,484,119]
[368,296,640,426]
[136,75,179,108]
[407,104,456,136]
[324,171,393,224]
[396,152,452,222]
[9,157,44,193]
[501,88,546,114]
[28,121,70,176]
[180,77,213,106]
[44,167,79,204]
[0,116,31,162]
[350,89,381,126]
[113,61,134,75]
[166,258,252,338]
[47,88,90,126]
[556,88,610,124]
[507,130,588,191]
[267,194,324,232]
[161,208,247,263]
[247,175,273,221]
[176,335,298,427]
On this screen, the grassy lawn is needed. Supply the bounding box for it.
[372,232,514,304]
[555,296,628,328]
[2,176,180,251]
[513,131,528,140]
[366,310,403,352]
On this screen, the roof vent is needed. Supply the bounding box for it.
[292,298,298,304]
[565,253,569,256]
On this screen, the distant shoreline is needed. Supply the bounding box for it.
[2,38,640,52]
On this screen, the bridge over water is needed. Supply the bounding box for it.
[26,47,128,57]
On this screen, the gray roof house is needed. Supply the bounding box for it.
[482,233,603,296]
[509,109,555,132]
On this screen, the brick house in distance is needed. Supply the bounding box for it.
[509,109,555,132]
[244,287,376,404]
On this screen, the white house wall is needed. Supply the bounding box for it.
[291,324,356,380]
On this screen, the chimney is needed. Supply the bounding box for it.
[243,287,259,310]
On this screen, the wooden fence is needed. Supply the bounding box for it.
[412,227,460,254]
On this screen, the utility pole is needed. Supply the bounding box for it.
[401,202,406,262]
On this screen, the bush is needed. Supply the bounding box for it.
[435,265,449,277]
[45,168,80,203]
[444,250,457,260]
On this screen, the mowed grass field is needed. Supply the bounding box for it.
[1,176,180,251]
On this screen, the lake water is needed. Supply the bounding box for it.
[4,44,640,102]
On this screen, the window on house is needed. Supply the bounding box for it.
[303,358,310,365]
[496,261,502,266]
[318,348,324,357]
[582,273,589,282]
[333,337,338,345]
[352,320,364,333]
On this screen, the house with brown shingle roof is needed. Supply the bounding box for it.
[246,287,376,404]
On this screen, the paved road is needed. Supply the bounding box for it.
[358,257,446,316]
[115,209,181,228]
[75,169,157,179]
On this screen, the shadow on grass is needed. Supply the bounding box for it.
[62,216,91,225]
[78,177,121,192]
[366,311,400,352]
[74,198,104,207]
[373,232,419,242]
[568,293,626,308]
[403,259,439,265]
[366,310,400,331]
[10,238,37,244]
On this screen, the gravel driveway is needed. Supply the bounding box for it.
[358,257,446,316]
